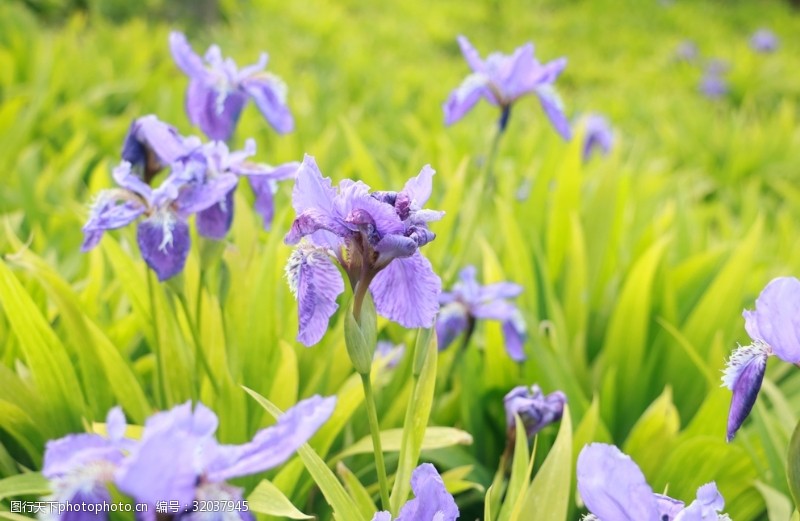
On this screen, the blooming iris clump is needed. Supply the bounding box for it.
[371,463,459,521]
[170,31,293,141]
[436,266,526,361]
[115,396,335,516]
[503,384,566,439]
[581,114,613,162]
[723,276,800,441]
[750,29,778,53]
[82,116,297,280]
[284,154,444,346]
[577,443,731,521]
[444,35,570,138]
[40,408,129,521]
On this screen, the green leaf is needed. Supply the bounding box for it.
[754,481,793,521]
[247,479,312,519]
[498,416,535,521]
[243,386,364,521]
[515,405,572,521]
[389,328,438,513]
[334,427,472,460]
[623,387,680,478]
[787,418,800,509]
[336,462,378,520]
[0,472,49,500]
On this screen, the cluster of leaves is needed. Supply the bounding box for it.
[0,0,799,519]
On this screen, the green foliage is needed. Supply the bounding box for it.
[0,0,799,519]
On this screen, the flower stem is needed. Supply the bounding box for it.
[146,271,166,408]
[484,108,508,192]
[361,372,392,512]
[446,315,476,388]
[175,289,219,394]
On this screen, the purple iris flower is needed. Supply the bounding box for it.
[180,139,299,239]
[750,29,778,53]
[436,266,526,361]
[121,115,202,183]
[115,395,335,518]
[444,35,570,138]
[723,276,800,441]
[40,407,129,521]
[81,161,195,281]
[699,73,728,99]
[577,443,730,521]
[284,155,444,346]
[170,31,293,141]
[581,114,613,162]
[504,384,566,439]
[371,463,459,521]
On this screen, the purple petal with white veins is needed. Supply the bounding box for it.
[395,463,459,521]
[577,443,660,521]
[186,79,247,141]
[169,32,209,78]
[743,277,800,363]
[370,251,441,328]
[178,173,239,215]
[723,342,769,441]
[242,75,294,134]
[286,246,345,346]
[536,84,572,140]
[43,434,122,479]
[205,395,336,481]
[435,303,470,352]
[81,192,145,252]
[196,189,235,240]
[137,215,191,281]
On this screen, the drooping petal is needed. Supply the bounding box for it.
[535,83,572,141]
[186,79,247,141]
[81,192,145,252]
[249,176,277,229]
[443,73,490,126]
[743,277,800,363]
[435,303,470,352]
[169,31,209,79]
[722,342,769,441]
[395,463,459,521]
[577,443,660,521]
[285,245,345,346]
[241,75,294,134]
[370,251,441,328]
[205,395,336,481]
[137,215,191,281]
[196,189,236,240]
[501,310,527,362]
[457,35,484,72]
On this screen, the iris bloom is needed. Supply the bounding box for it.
[723,276,800,441]
[170,31,293,141]
[577,443,730,521]
[121,115,201,183]
[444,35,570,138]
[115,396,335,518]
[581,114,613,162]
[40,408,129,521]
[504,384,566,439]
[371,463,459,521]
[750,29,778,53]
[436,266,526,361]
[284,155,443,346]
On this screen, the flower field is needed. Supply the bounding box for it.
[1,0,799,519]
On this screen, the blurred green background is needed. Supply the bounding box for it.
[1,0,799,519]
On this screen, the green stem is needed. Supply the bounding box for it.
[484,120,505,193]
[361,372,391,513]
[146,271,166,408]
[175,289,219,394]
